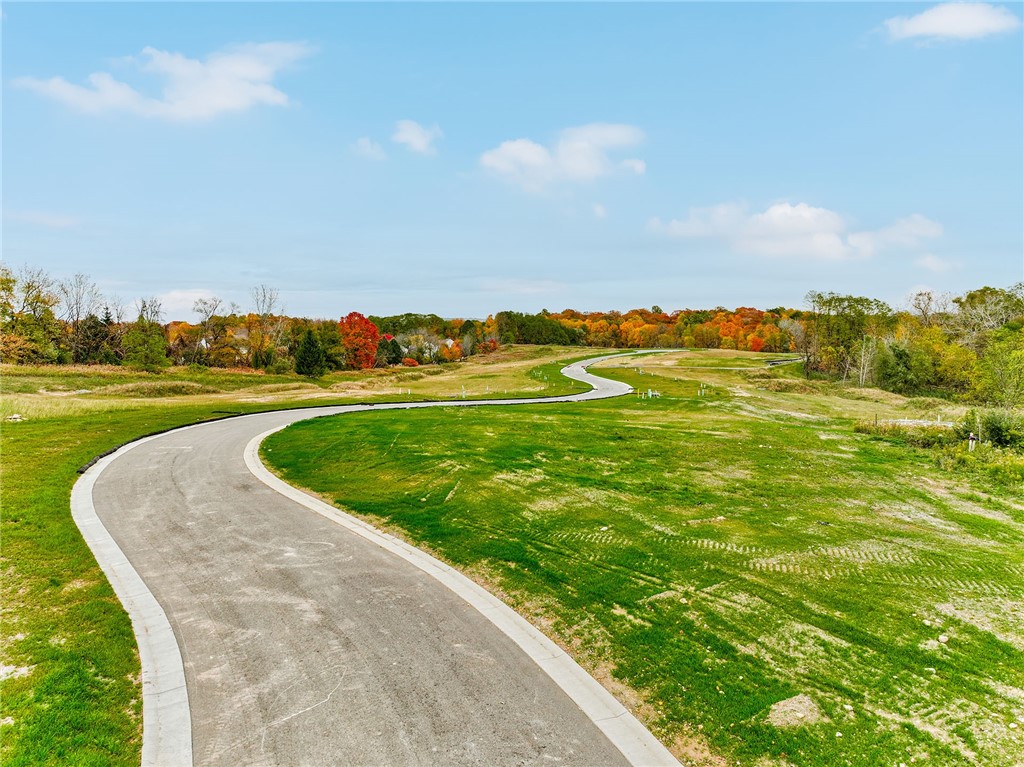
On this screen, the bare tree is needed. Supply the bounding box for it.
[14,265,59,321]
[779,317,808,371]
[134,297,164,324]
[852,335,879,387]
[105,295,128,324]
[251,284,279,317]
[248,285,286,368]
[191,296,223,364]
[57,273,102,325]
[949,284,1024,350]
[58,273,103,362]
[908,289,949,327]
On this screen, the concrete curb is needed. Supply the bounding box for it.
[71,434,194,767]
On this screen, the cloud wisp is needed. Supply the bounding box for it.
[3,209,81,229]
[392,120,443,154]
[650,201,943,261]
[480,123,646,192]
[14,42,314,121]
[916,254,955,273]
[352,137,387,160]
[885,2,1021,42]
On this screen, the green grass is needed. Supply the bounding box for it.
[0,346,591,766]
[264,356,1024,766]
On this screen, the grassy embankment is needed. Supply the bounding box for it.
[265,350,1024,767]
[0,345,590,767]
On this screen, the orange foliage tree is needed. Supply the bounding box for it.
[337,312,380,369]
[546,305,797,351]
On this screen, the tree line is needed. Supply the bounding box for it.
[2,265,1021,407]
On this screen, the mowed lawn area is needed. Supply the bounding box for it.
[0,346,584,767]
[264,351,1024,767]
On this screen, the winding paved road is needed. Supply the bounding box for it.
[73,356,680,767]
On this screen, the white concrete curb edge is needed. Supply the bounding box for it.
[70,436,193,767]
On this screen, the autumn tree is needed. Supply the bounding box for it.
[0,265,64,363]
[338,312,380,369]
[440,339,464,361]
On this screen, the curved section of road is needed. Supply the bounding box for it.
[73,354,680,767]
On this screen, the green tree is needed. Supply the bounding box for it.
[977,329,1024,409]
[123,319,169,371]
[877,343,928,394]
[295,329,327,378]
[123,299,169,372]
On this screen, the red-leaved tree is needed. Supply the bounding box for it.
[338,312,381,369]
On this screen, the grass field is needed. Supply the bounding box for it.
[264,350,1024,767]
[0,346,589,767]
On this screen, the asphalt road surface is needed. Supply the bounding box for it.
[79,356,680,766]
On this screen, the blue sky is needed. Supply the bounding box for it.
[3,2,1022,320]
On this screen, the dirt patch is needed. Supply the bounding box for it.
[0,664,32,681]
[917,477,1018,525]
[667,728,730,766]
[493,468,545,485]
[935,598,1024,650]
[766,694,827,727]
[727,400,825,423]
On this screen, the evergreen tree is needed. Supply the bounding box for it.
[388,337,403,365]
[295,328,327,378]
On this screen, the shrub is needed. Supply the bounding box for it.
[267,358,295,375]
[936,443,1024,486]
[957,408,1024,449]
[401,358,419,367]
[853,421,958,448]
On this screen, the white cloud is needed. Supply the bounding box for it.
[652,200,942,261]
[916,253,954,272]
[851,214,945,257]
[392,120,442,154]
[4,210,80,229]
[14,42,313,121]
[885,2,1021,41]
[352,137,387,160]
[621,158,647,175]
[480,123,646,191]
[592,203,608,219]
